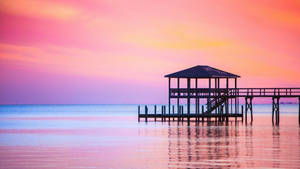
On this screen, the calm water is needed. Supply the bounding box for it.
[0,104,299,168]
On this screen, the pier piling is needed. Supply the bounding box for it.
[145,105,148,123]
[241,105,244,123]
[138,105,140,122]
[154,105,157,122]
[298,97,300,125]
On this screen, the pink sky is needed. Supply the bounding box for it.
[0,0,300,104]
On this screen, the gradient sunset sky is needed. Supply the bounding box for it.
[0,0,299,104]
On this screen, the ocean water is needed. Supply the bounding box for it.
[0,104,299,168]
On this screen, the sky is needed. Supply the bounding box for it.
[0,0,300,104]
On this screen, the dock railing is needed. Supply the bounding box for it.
[170,88,300,98]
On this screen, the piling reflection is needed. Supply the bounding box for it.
[167,122,246,168]
[165,119,300,169]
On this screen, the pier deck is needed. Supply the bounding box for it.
[138,66,300,125]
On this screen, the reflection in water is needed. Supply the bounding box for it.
[272,127,280,168]
[168,123,245,168]
[166,120,300,169]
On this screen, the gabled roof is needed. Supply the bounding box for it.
[164,65,240,78]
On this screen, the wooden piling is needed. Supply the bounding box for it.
[138,105,140,122]
[278,99,280,125]
[168,105,171,123]
[172,105,175,121]
[272,98,274,124]
[181,106,184,122]
[241,105,244,123]
[202,105,204,122]
[164,106,166,122]
[245,104,247,123]
[298,97,300,125]
[251,104,253,123]
[187,78,191,124]
[145,105,148,122]
[154,105,157,122]
[178,105,181,123]
[161,105,164,122]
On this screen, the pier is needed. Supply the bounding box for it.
[138,66,300,125]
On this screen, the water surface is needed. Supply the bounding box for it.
[0,104,299,168]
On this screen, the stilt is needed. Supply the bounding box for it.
[298,97,300,125]
[245,97,253,123]
[251,102,253,123]
[277,97,280,125]
[177,78,180,123]
[272,98,274,124]
[195,78,198,123]
[138,105,140,122]
[202,105,204,122]
[154,105,157,122]
[145,105,148,123]
[241,105,244,123]
[172,105,175,121]
[178,105,180,122]
[272,97,280,125]
[168,105,171,123]
[168,78,171,115]
[164,106,167,122]
[187,78,191,125]
[245,102,247,123]
[161,105,164,122]
[181,105,183,122]
[226,99,229,123]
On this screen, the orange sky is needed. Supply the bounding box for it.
[0,0,300,104]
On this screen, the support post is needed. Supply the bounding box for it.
[164,106,166,122]
[187,78,191,125]
[245,98,248,123]
[168,78,171,115]
[299,97,300,125]
[154,105,157,122]
[168,106,170,123]
[235,78,238,115]
[250,97,253,122]
[161,105,164,122]
[272,97,280,125]
[145,105,148,123]
[215,78,217,115]
[195,78,198,123]
[138,105,140,122]
[202,105,204,122]
[177,105,180,123]
[272,98,274,124]
[277,97,280,125]
[172,105,175,121]
[177,78,180,120]
[245,97,253,123]
[241,105,244,123]
[208,78,211,112]
[226,78,229,123]
[181,106,184,122]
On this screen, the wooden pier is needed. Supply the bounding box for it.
[138,66,300,125]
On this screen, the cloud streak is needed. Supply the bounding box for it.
[0,0,79,20]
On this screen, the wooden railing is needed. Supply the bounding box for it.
[170,88,300,98]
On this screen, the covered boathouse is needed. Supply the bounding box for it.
[138,65,300,125]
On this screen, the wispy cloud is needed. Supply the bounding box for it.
[0,0,79,20]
